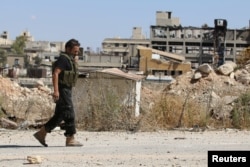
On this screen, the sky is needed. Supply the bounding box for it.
[1,0,250,51]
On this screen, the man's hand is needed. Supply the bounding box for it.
[53,91,59,102]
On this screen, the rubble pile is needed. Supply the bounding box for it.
[0,75,55,128]
[0,75,22,96]
[164,62,250,120]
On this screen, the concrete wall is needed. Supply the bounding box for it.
[73,73,140,123]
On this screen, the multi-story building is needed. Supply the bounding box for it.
[0,31,13,68]
[151,11,250,68]
[102,11,250,68]
[25,40,65,62]
[0,31,13,46]
[102,27,150,66]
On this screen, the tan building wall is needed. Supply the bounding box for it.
[0,31,13,45]
[6,55,25,68]
[0,38,13,45]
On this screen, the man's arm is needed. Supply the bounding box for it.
[52,67,61,102]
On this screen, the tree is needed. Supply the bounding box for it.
[34,56,42,66]
[0,49,7,67]
[11,36,27,54]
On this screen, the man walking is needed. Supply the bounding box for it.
[34,39,82,147]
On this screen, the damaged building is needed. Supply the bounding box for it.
[102,11,250,73]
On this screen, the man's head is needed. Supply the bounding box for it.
[65,39,80,57]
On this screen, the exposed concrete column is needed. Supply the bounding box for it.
[175,29,180,38]
[166,27,170,52]
[182,29,186,54]
[199,33,203,65]
[233,29,237,62]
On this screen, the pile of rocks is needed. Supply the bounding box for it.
[165,61,250,120]
[0,76,54,129]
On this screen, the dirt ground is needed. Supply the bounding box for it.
[0,129,250,167]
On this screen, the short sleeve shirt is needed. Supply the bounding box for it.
[55,53,72,71]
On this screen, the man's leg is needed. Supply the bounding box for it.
[62,88,82,147]
[34,102,63,147]
[44,104,64,133]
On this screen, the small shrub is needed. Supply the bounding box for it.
[231,92,250,129]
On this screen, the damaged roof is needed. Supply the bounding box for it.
[137,45,185,62]
[99,68,145,81]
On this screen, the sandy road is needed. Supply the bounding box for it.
[0,129,250,167]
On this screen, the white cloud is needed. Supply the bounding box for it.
[30,15,37,20]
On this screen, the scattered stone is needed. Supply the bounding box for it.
[27,155,43,164]
[217,61,236,75]
[198,63,213,74]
